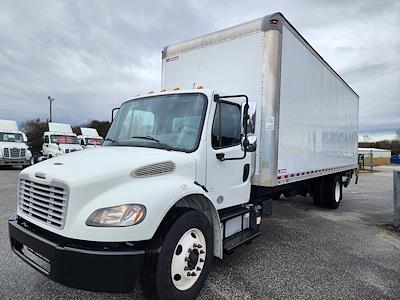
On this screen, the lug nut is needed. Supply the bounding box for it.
[188,248,192,253]
[184,266,189,271]
[200,258,204,262]
[200,250,205,254]
[191,272,196,276]
[185,257,190,262]
[197,267,201,271]
[187,272,192,276]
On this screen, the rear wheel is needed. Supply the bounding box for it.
[141,209,213,300]
[323,175,342,209]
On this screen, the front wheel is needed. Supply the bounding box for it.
[142,209,213,300]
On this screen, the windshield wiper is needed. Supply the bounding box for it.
[130,136,172,151]
[104,138,119,145]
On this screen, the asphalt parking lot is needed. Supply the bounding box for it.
[1,167,400,299]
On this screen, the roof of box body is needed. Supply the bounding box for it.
[163,12,358,97]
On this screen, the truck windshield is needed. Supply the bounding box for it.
[51,135,79,144]
[105,93,207,152]
[86,138,103,145]
[0,132,24,143]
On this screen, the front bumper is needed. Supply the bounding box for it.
[9,213,145,292]
[0,158,30,166]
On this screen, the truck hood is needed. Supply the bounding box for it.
[58,144,83,151]
[22,146,197,187]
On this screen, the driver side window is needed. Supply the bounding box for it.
[212,102,241,149]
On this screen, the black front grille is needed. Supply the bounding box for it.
[3,147,25,158]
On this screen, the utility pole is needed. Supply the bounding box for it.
[48,96,54,122]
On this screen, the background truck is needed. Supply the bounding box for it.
[41,122,83,159]
[77,127,104,148]
[9,13,358,299]
[0,119,32,168]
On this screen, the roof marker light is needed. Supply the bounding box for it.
[196,85,204,89]
[173,87,180,90]
[148,91,154,94]
[160,89,167,92]
[270,19,279,25]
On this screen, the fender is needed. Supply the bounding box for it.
[158,184,223,258]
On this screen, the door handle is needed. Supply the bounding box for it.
[216,153,225,161]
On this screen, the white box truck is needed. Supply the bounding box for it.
[78,127,104,148]
[9,13,358,299]
[0,119,33,168]
[41,122,83,158]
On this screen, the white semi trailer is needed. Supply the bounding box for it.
[0,119,32,168]
[9,13,358,299]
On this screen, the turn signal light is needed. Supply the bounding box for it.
[196,85,204,89]
[148,91,154,94]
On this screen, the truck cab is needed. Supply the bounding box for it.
[42,123,83,158]
[0,119,32,168]
[9,89,258,297]
[77,127,103,148]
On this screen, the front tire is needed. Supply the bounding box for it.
[142,209,213,300]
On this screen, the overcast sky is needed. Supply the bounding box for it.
[0,0,399,131]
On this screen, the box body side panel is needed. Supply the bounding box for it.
[277,25,359,182]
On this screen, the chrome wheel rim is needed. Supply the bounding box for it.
[171,228,206,290]
[335,181,341,203]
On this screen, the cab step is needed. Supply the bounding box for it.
[223,229,260,252]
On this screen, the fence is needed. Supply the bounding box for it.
[358,152,374,172]
[394,170,400,229]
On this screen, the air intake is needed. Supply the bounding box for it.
[131,161,175,178]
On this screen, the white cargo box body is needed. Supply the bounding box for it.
[162,13,359,187]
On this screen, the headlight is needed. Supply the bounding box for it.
[26,150,32,159]
[85,204,146,227]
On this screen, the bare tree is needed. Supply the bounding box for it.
[363,135,371,143]
[396,128,400,141]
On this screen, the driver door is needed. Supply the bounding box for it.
[206,96,252,209]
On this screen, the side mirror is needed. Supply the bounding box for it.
[241,101,256,135]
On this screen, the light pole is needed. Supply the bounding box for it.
[48,96,54,122]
